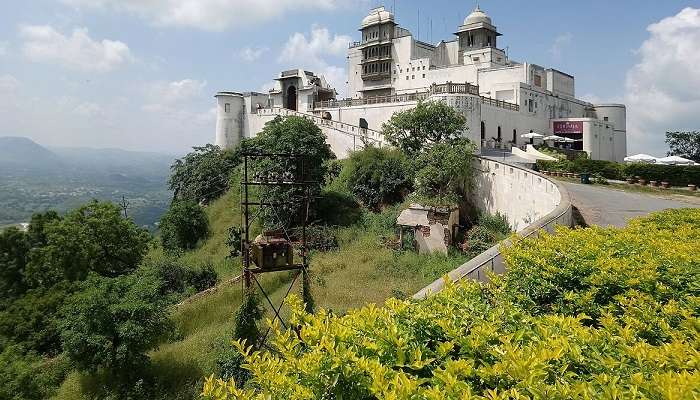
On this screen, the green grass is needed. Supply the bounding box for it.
[53,190,470,399]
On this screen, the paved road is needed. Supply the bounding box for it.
[561,182,700,227]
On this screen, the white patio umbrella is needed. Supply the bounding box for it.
[656,155,695,165]
[560,137,576,143]
[521,132,545,139]
[543,135,565,141]
[624,154,658,163]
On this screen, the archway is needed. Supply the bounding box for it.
[322,112,332,120]
[359,118,369,130]
[286,86,297,111]
[497,126,502,142]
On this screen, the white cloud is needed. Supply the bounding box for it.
[60,0,343,31]
[623,7,700,154]
[0,41,8,56]
[20,25,134,72]
[146,79,207,106]
[549,32,572,59]
[0,74,20,92]
[239,46,268,62]
[278,26,351,95]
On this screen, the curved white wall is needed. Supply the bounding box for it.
[215,93,245,149]
[594,104,627,162]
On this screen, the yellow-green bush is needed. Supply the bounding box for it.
[203,209,700,399]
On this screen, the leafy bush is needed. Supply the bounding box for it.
[169,144,239,204]
[295,224,339,252]
[476,212,511,237]
[139,258,218,299]
[202,209,700,399]
[343,146,414,210]
[666,130,700,162]
[381,100,467,155]
[624,163,700,186]
[60,274,172,382]
[189,264,218,292]
[537,158,625,180]
[414,138,476,205]
[0,346,71,400]
[461,225,497,254]
[160,200,209,252]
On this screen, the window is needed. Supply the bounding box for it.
[604,117,609,121]
[534,75,542,87]
[225,103,230,113]
[423,66,426,70]
[412,75,415,79]
[473,57,480,62]
[422,74,426,78]
[406,76,409,80]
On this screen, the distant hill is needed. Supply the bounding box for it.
[0,136,177,229]
[0,136,65,171]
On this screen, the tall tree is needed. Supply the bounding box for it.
[0,228,30,300]
[169,144,240,203]
[159,200,209,253]
[381,100,468,155]
[666,131,700,162]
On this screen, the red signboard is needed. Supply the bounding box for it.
[553,121,583,134]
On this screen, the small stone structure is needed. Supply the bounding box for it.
[397,204,459,255]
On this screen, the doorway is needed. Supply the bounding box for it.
[286,86,297,111]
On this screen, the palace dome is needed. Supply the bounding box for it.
[361,6,395,28]
[464,6,492,25]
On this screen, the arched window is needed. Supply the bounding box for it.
[497,126,502,142]
[513,129,517,143]
[480,121,486,141]
[286,86,297,111]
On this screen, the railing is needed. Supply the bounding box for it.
[413,157,573,299]
[314,81,520,112]
[361,71,392,81]
[256,107,384,146]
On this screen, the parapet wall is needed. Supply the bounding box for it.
[414,157,572,298]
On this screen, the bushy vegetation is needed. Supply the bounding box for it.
[538,155,700,186]
[414,138,476,205]
[341,145,414,210]
[666,130,700,163]
[169,144,239,204]
[382,100,467,155]
[160,200,210,252]
[203,209,700,399]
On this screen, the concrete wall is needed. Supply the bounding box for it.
[414,157,573,299]
[470,158,563,232]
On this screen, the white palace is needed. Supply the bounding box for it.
[215,6,627,162]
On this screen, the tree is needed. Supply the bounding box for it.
[26,201,151,287]
[343,146,414,210]
[159,200,209,252]
[169,144,240,203]
[666,131,700,162]
[0,228,30,300]
[381,100,467,155]
[246,116,335,229]
[59,274,172,381]
[414,138,476,205]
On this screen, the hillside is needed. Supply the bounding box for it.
[0,136,64,171]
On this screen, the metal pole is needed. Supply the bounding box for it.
[244,154,251,289]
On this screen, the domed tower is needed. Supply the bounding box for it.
[455,6,503,65]
[358,6,396,96]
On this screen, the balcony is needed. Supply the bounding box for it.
[361,71,391,81]
[361,55,392,64]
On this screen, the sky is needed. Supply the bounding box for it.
[0,0,699,155]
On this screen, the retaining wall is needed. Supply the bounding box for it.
[414,157,572,299]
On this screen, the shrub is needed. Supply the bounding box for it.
[537,158,625,180]
[414,138,476,205]
[189,264,218,292]
[476,212,511,236]
[624,163,700,186]
[202,209,700,399]
[0,346,71,400]
[139,258,218,299]
[343,146,414,210]
[160,200,209,252]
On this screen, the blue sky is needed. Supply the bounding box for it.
[0,0,699,154]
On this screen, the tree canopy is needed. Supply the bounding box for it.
[159,200,209,253]
[381,100,468,155]
[666,131,700,162]
[414,138,476,205]
[169,144,240,204]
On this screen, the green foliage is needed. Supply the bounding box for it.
[203,209,700,399]
[245,116,335,230]
[624,163,700,186]
[381,100,468,155]
[302,269,315,314]
[26,201,151,287]
[476,212,511,237]
[666,130,700,162]
[233,289,264,347]
[139,258,218,301]
[59,274,172,381]
[537,158,625,180]
[0,227,30,299]
[414,138,476,205]
[226,226,242,258]
[160,200,209,252]
[342,145,414,210]
[295,224,339,252]
[169,144,239,203]
[0,346,71,400]
[26,210,61,247]
[462,225,498,255]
